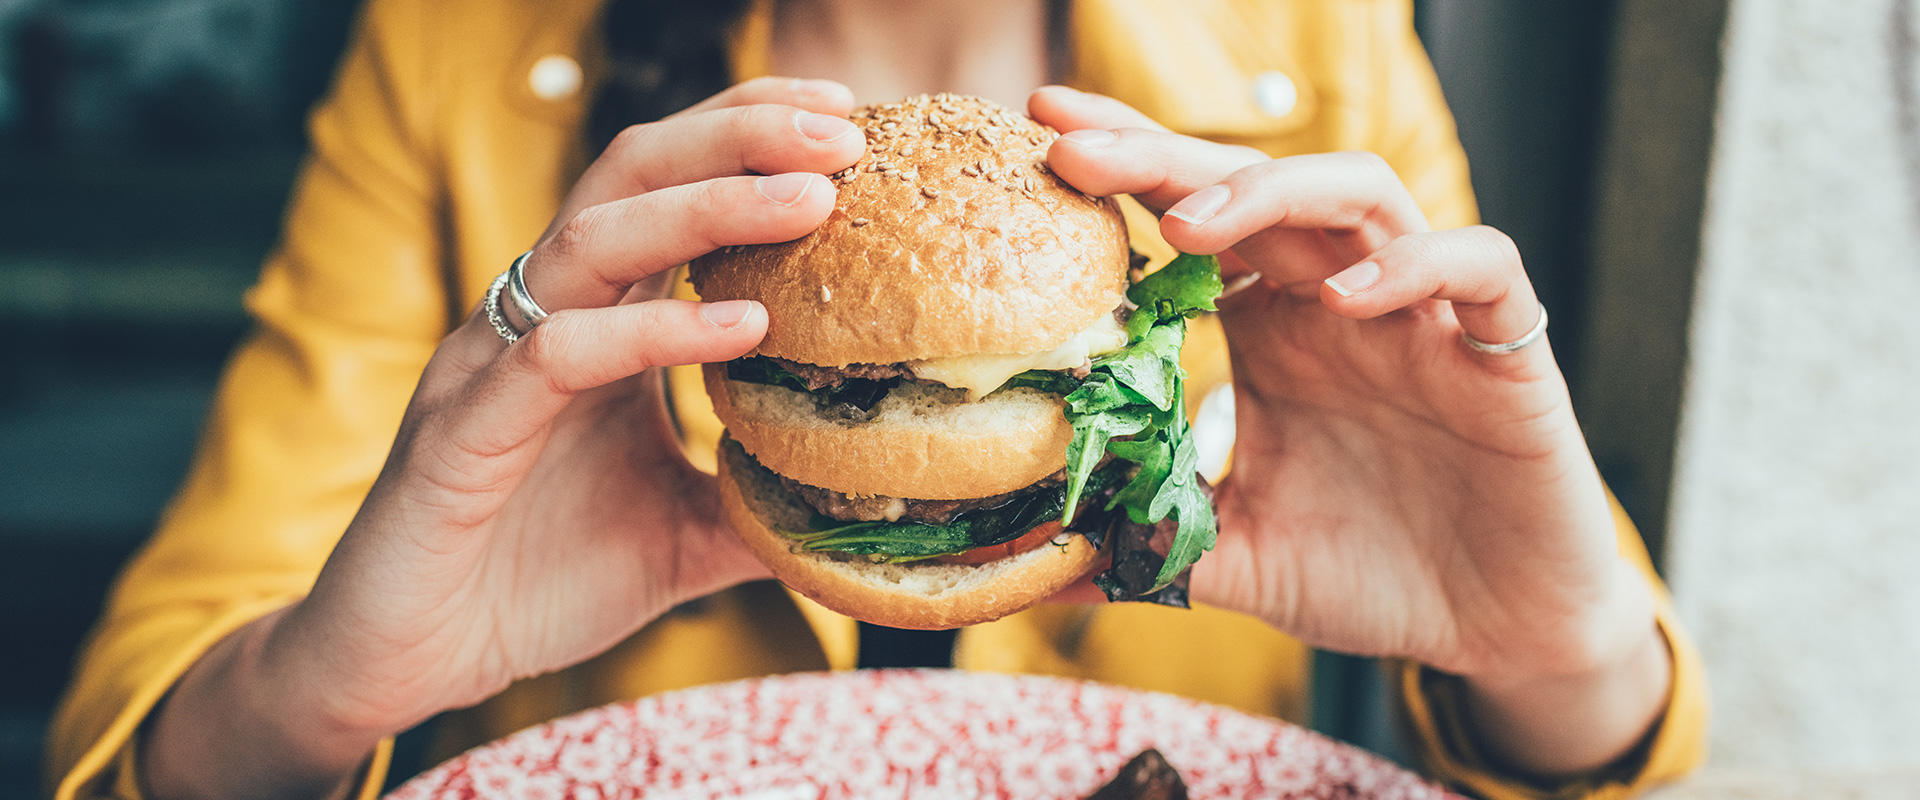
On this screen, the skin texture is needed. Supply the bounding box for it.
[1031,86,1671,777]
[139,70,1669,799]
[139,78,864,800]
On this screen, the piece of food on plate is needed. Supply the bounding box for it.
[1084,749,1189,800]
[693,93,1221,630]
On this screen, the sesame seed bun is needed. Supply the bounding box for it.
[689,93,1129,367]
[717,438,1099,630]
[691,95,1131,627]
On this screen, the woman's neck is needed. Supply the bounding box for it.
[769,0,1055,108]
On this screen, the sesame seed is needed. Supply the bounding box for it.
[851,217,870,227]
[961,165,980,177]
[820,285,833,302]
[922,186,940,198]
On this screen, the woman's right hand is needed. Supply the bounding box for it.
[141,78,865,800]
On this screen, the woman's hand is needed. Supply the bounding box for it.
[141,78,866,799]
[1032,87,1669,776]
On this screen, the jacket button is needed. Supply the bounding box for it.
[1253,71,1297,117]
[529,55,583,101]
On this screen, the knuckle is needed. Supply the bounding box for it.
[606,121,656,159]
[1385,231,1445,270]
[726,104,777,142]
[1471,225,1524,266]
[1226,143,1269,165]
[546,207,601,261]
[512,317,582,395]
[1342,150,1393,176]
[737,75,787,97]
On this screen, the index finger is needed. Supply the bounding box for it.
[671,76,855,119]
[1027,85,1170,133]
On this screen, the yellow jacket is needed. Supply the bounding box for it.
[49,1,1706,798]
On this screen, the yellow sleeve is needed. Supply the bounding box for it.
[45,0,445,795]
[1396,498,1709,799]
[1365,2,1480,232]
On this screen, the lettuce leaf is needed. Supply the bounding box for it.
[1060,254,1223,596]
[781,463,1127,563]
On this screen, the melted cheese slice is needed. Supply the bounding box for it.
[907,313,1129,400]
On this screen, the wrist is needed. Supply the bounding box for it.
[141,606,378,799]
[1456,581,1673,777]
[255,602,400,770]
[1468,558,1659,691]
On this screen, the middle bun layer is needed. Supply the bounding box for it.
[704,364,1072,499]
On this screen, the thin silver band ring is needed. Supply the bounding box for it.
[484,251,547,344]
[506,250,550,328]
[1462,303,1548,355]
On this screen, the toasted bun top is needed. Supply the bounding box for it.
[690,94,1129,367]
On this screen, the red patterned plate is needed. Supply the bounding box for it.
[385,670,1460,800]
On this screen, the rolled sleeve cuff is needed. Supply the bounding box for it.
[1396,603,1708,800]
[51,599,393,800]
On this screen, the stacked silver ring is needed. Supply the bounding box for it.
[1461,302,1548,355]
[485,250,548,344]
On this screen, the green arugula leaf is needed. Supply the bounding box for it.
[1105,432,1172,521]
[1095,323,1185,412]
[1001,369,1084,396]
[1153,481,1218,588]
[1127,252,1224,321]
[1059,406,1155,520]
[1064,373,1132,416]
[781,464,1128,563]
[1060,253,1225,598]
[790,519,975,561]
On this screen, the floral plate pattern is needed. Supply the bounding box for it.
[385,670,1459,800]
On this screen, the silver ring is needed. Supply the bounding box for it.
[484,269,525,344]
[1462,303,1548,355]
[505,250,550,328]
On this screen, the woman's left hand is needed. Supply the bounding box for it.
[1032,87,1667,772]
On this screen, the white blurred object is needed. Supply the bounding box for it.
[1252,70,1298,117]
[1668,0,1920,771]
[1192,383,1236,484]
[528,55,583,102]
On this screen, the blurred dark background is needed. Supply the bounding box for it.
[0,0,1717,793]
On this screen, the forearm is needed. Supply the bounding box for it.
[139,606,381,800]
[1459,612,1672,778]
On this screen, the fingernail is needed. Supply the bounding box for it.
[1325,261,1382,297]
[1039,84,1083,95]
[756,173,814,206]
[1165,184,1231,225]
[795,111,855,142]
[701,300,756,328]
[1061,128,1117,147]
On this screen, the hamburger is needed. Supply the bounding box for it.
[692,94,1220,630]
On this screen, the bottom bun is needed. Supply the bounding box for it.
[717,439,1100,630]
